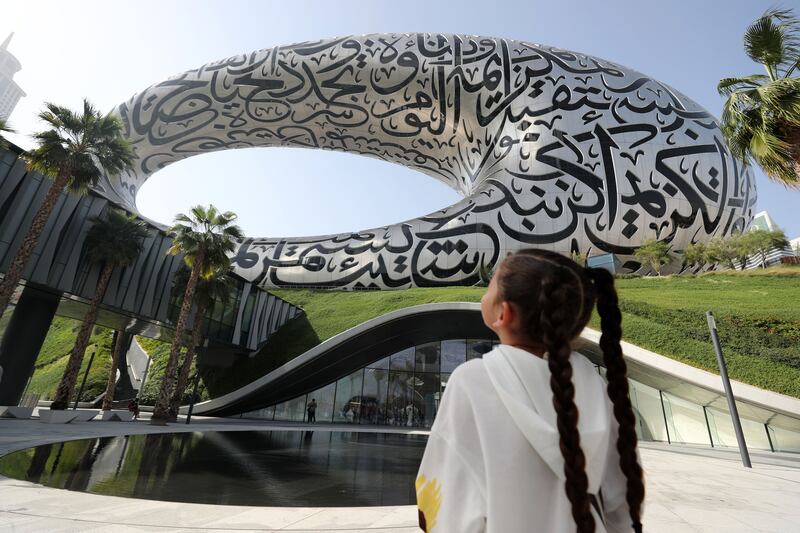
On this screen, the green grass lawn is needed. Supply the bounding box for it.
[24,266,800,403]
[196,268,800,400]
[596,271,800,397]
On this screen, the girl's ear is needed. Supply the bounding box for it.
[493,300,515,330]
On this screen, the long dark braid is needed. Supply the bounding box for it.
[497,249,645,533]
[499,250,596,533]
[539,277,595,533]
[587,267,645,532]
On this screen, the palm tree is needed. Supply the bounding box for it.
[718,8,800,187]
[151,205,243,423]
[101,330,128,411]
[0,100,134,318]
[50,210,148,410]
[0,118,13,150]
[167,270,232,420]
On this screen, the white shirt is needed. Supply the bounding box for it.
[415,345,638,532]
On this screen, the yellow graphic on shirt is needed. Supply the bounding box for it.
[416,474,442,531]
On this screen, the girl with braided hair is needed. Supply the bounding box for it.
[416,249,645,532]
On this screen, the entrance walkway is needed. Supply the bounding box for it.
[1,416,798,532]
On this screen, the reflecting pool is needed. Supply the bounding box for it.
[0,431,427,506]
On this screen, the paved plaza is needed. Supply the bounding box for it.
[0,415,798,532]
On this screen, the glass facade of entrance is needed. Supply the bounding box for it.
[244,339,496,428]
[241,341,800,453]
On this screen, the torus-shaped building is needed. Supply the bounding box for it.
[97,33,756,289]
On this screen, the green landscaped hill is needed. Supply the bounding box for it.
[596,271,800,398]
[196,268,800,400]
[22,267,799,404]
[135,337,210,405]
[21,317,115,402]
[18,317,209,405]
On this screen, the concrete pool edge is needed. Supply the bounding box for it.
[2,417,800,532]
[0,416,426,531]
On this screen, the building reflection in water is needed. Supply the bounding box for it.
[0,431,426,506]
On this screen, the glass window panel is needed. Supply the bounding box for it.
[768,425,800,453]
[706,407,772,451]
[661,392,711,446]
[306,382,337,424]
[441,372,452,396]
[466,339,494,360]
[242,405,275,420]
[367,355,390,370]
[221,300,238,327]
[240,292,256,334]
[273,395,307,422]
[629,380,669,442]
[414,372,441,428]
[441,340,466,373]
[415,342,440,373]
[386,371,415,427]
[211,300,225,323]
[361,368,389,424]
[389,347,415,372]
[333,369,364,423]
[739,415,773,452]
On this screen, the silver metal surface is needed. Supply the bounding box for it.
[100,34,756,289]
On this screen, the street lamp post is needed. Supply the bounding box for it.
[706,311,752,468]
[73,348,96,410]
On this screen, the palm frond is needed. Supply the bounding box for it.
[717,75,768,96]
[748,8,800,77]
[84,209,149,267]
[165,205,244,275]
[744,12,786,76]
[755,78,800,122]
[172,267,234,307]
[719,11,800,186]
[190,205,208,223]
[28,99,134,187]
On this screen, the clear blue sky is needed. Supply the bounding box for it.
[3,0,798,238]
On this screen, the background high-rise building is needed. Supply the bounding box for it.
[0,33,25,120]
[749,210,780,232]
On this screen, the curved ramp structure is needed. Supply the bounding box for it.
[193,303,800,451]
[99,34,756,289]
[193,302,492,416]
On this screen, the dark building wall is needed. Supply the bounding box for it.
[0,147,301,351]
[0,285,60,405]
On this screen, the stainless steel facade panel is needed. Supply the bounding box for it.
[97,33,756,289]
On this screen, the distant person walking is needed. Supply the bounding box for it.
[416,249,645,532]
[307,398,317,423]
[127,398,140,420]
